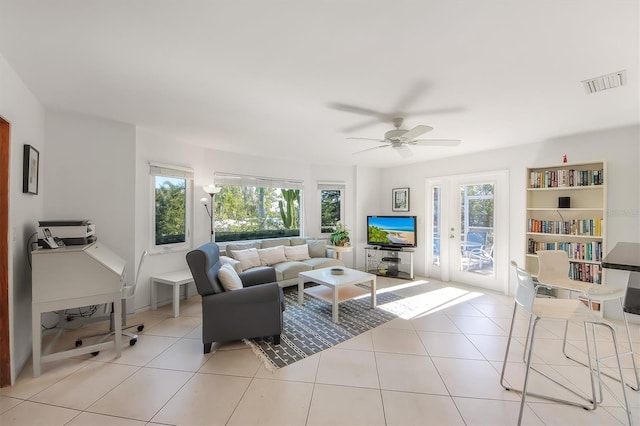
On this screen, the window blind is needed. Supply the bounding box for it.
[149,162,194,179]
[214,172,303,190]
[317,181,345,190]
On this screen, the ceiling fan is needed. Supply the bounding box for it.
[348,117,461,158]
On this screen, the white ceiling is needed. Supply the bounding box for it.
[0,1,638,168]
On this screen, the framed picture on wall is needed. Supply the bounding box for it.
[22,144,39,194]
[392,187,409,212]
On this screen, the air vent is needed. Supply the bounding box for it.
[582,70,626,94]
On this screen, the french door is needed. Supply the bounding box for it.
[426,170,509,294]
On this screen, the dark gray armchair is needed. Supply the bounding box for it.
[186,242,284,353]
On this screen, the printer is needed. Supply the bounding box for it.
[38,220,96,247]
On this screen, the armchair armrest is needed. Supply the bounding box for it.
[239,268,277,287]
[204,281,281,306]
[326,248,338,259]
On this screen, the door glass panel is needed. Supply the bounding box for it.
[459,183,494,275]
[432,187,441,266]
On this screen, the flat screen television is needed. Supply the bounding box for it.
[367,215,417,249]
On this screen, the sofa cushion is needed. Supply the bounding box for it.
[303,257,343,270]
[290,237,309,246]
[284,244,311,261]
[261,238,292,249]
[217,263,243,291]
[225,241,261,257]
[258,245,287,266]
[230,247,262,271]
[307,239,327,258]
[274,261,312,281]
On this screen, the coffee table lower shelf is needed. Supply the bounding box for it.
[304,284,369,304]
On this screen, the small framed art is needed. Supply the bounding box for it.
[23,144,39,194]
[392,187,409,212]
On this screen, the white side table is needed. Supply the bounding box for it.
[151,269,194,317]
[328,245,353,261]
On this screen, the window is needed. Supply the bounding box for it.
[150,163,193,251]
[319,183,344,234]
[213,173,304,242]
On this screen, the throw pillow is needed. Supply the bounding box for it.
[257,245,287,266]
[284,244,311,261]
[307,240,327,258]
[225,241,261,258]
[217,263,243,291]
[230,247,262,271]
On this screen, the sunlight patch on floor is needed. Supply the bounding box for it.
[377,285,483,320]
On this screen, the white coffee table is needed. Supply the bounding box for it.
[298,267,377,323]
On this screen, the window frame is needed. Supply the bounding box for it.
[149,162,194,253]
[213,173,304,243]
[318,183,345,236]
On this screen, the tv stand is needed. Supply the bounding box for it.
[365,246,414,279]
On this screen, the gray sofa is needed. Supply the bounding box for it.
[186,242,284,353]
[220,237,343,287]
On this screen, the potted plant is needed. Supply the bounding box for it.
[330,221,350,246]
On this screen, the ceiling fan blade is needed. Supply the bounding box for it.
[402,125,433,141]
[395,145,413,158]
[413,139,462,147]
[347,137,386,143]
[328,102,388,119]
[392,81,429,113]
[342,119,385,133]
[352,145,390,155]
[408,106,466,116]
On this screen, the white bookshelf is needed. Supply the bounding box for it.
[525,161,607,302]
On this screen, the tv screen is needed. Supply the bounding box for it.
[367,216,417,248]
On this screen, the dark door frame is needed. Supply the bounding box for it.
[0,116,10,387]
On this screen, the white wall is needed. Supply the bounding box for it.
[134,128,357,310]
[0,53,45,383]
[354,166,382,269]
[44,111,137,282]
[380,125,640,297]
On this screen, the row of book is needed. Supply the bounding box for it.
[527,239,603,261]
[568,263,602,284]
[527,218,603,236]
[529,168,604,188]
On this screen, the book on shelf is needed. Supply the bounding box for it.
[528,168,604,188]
[527,239,603,261]
[527,218,603,236]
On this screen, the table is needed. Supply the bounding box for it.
[327,245,353,261]
[298,267,376,323]
[151,269,194,317]
[602,242,640,314]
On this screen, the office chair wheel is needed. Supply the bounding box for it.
[91,351,99,356]
[75,340,82,347]
[137,325,144,332]
[129,338,137,346]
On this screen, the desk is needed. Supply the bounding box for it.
[31,243,124,377]
[602,242,640,272]
[602,242,640,314]
[151,269,194,317]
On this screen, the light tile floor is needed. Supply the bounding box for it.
[2,276,640,425]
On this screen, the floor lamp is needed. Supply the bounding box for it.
[201,184,221,242]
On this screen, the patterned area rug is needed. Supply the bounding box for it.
[245,284,405,369]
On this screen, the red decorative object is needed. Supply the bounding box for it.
[563,155,567,163]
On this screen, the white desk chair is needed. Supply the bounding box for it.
[501,261,632,425]
[537,249,639,391]
[75,251,148,351]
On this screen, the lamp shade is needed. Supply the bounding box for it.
[203,184,221,195]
